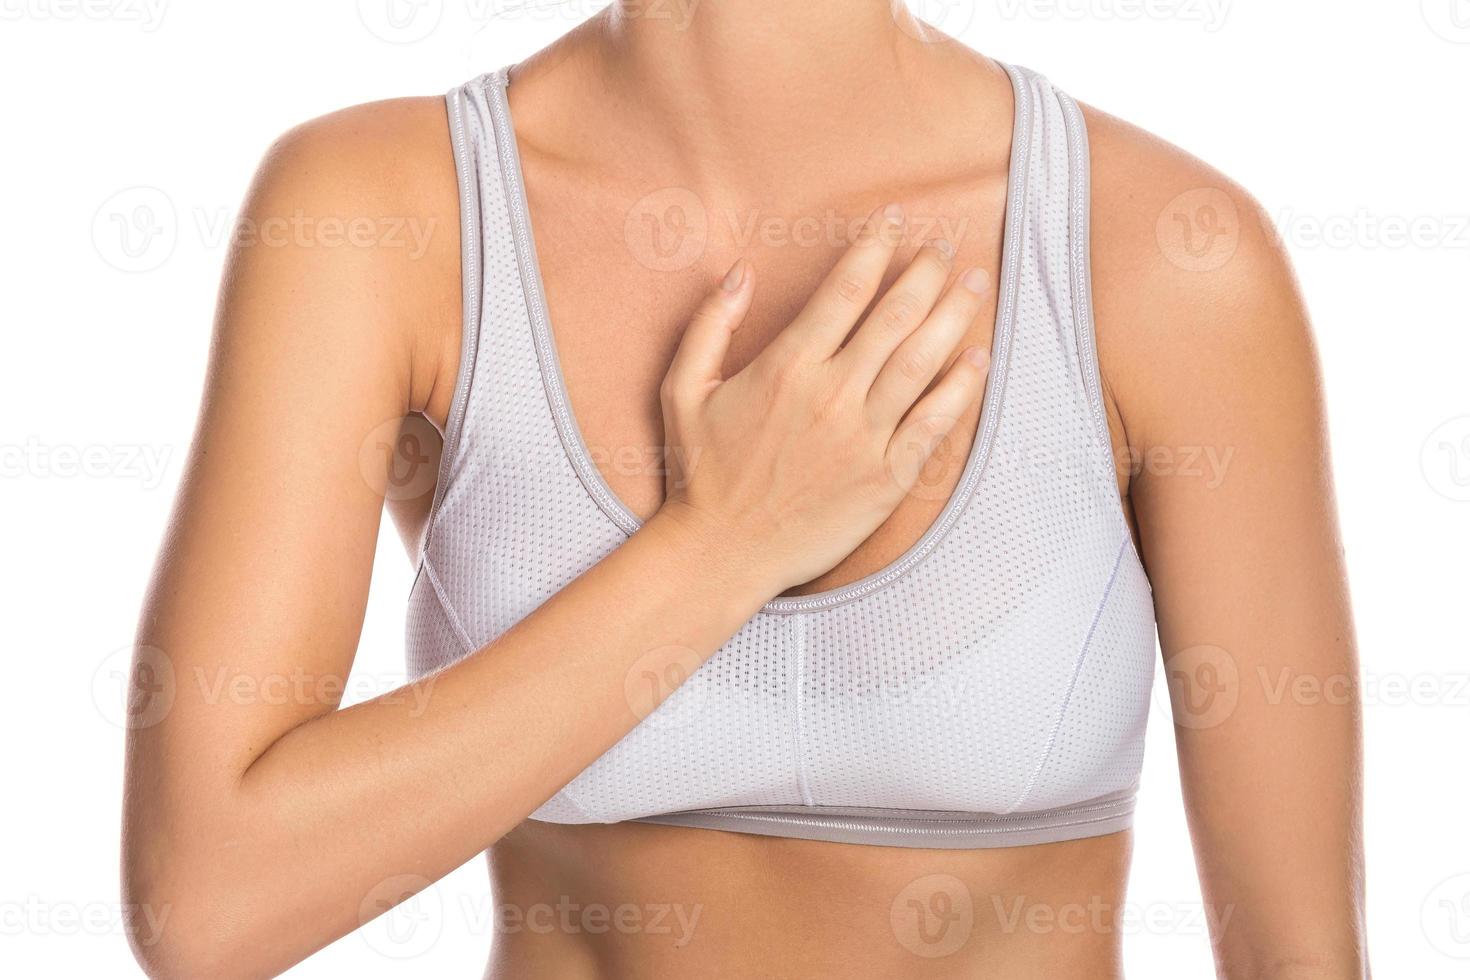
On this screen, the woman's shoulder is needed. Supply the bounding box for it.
[1081,100,1286,307]
[257,95,457,214]
[252,96,461,275]
[240,94,464,428]
[1077,99,1316,467]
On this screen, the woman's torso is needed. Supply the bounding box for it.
[394,40,1152,979]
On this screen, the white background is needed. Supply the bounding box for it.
[2,1,1467,976]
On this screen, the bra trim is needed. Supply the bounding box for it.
[1056,85,1152,588]
[486,62,1035,615]
[630,784,1137,850]
[417,81,487,573]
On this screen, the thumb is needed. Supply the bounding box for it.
[663,259,753,402]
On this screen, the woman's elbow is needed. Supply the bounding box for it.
[122,846,270,980]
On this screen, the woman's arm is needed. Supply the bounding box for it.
[122,100,991,978]
[1088,108,1369,977]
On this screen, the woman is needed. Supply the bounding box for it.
[121,2,1369,977]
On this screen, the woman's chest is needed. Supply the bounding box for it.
[524,182,1008,595]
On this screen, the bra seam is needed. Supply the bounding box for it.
[789,617,815,806]
[422,556,476,656]
[554,783,598,822]
[1007,534,1131,815]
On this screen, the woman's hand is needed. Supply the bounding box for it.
[658,204,993,593]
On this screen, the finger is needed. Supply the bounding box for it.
[835,237,955,381]
[867,265,992,429]
[884,345,991,493]
[770,203,906,359]
[663,259,754,404]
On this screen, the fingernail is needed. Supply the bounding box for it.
[964,345,990,368]
[961,267,991,293]
[721,259,746,292]
[882,203,905,224]
[927,238,955,260]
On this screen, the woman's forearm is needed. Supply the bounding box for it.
[123,185,986,977]
[127,506,773,977]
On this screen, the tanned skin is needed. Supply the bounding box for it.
[122,2,1367,977]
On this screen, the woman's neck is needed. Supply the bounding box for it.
[604,0,911,114]
[511,1,1002,196]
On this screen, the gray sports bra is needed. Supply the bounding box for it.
[406,63,1158,849]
